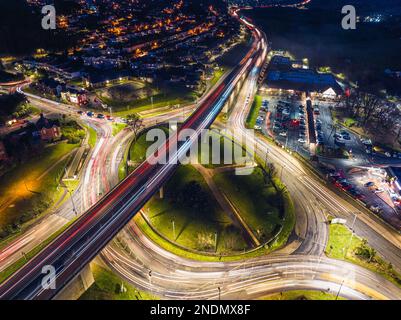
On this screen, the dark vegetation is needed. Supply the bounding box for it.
[0,0,77,55]
[0,93,35,123]
[245,0,401,95]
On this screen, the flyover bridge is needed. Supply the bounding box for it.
[0,18,267,300]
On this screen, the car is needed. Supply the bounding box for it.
[313,108,320,115]
[315,119,322,124]
[329,176,340,183]
[298,138,306,143]
[374,188,385,194]
[77,110,84,115]
[364,181,375,188]
[340,182,353,191]
[361,139,372,146]
[86,111,94,117]
[257,116,264,121]
[385,152,392,157]
[329,172,341,177]
[273,125,281,131]
[254,125,262,130]
[334,133,342,139]
[342,135,351,140]
[97,114,105,119]
[340,130,349,136]
[370,204,383,214]
[279,131,287,137]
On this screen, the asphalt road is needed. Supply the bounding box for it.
[1,12,400,300]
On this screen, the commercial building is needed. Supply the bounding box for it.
[263,55,343,98]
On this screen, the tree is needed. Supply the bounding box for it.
[343,89,363,119]
[261,163,276,185]
[360,92,381,126]
[126,113,143,143]
[0,92,28,121]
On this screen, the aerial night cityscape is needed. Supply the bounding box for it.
[0,0,400,311]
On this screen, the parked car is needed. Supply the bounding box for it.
[370,204,383,214]
[273,125,282,131]
[364,181,375,188]
[374,188,385,194]
[340,182,353,191]
[298,138,306,143]
[279,131,287,137]
[342,135,351,140]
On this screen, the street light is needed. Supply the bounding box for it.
[171,219,176,240]
[344,212,358,257]
[66,187,78,216]
[336,279,345,300]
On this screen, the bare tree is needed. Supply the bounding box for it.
[360,93,381,126]
[126,113,143,143]
[345,89,364,119]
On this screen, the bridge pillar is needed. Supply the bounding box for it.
[53,264,94,300]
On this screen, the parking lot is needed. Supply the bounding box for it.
[254,92,401,229]
[256,94,311,158]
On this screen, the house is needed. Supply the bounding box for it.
[61,88,88,106]
[34,78,64,97]
[35,114,62,142]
